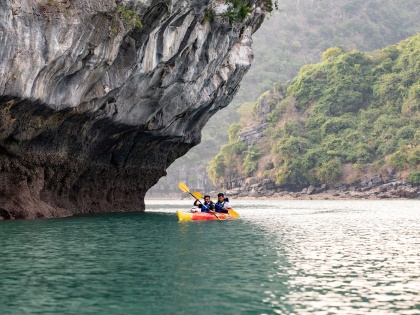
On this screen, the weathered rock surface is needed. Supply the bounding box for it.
[214,177,419,200]
[0,0,267,219]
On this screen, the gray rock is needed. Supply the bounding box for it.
[248,188,260,197]
[225,189,240,196]
[307,185,315,195]
[264,190,275,197]
[397,186,418,198]
[378,193,390,199]
[238,123,269,146]
[0,0,267,219]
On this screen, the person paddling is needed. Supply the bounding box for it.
[214,193,231,213]
[194,195,215,213]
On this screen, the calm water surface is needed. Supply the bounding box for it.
[0,200,419,315]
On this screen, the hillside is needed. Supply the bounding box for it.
[208,35,420,193]
[241,0,420,98]
[148,0,420,195]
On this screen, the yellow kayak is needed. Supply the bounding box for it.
[177,210,238,221]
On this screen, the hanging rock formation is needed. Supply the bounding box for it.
[0,0,267,219]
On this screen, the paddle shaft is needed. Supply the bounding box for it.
[193,196,219,219]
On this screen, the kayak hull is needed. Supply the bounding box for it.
[177,210,237,221]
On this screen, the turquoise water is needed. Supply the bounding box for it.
[1,199,419,315]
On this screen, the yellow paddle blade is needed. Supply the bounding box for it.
[228,208,239,218]
[192,191,203,199]
[178,182,190,193]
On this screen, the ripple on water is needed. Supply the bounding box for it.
[1,200,419,315]
[247,200,420,315]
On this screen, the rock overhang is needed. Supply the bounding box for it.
[0,0,267,218]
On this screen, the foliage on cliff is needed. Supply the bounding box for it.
[210,0,277,24]
[208,34,420,188]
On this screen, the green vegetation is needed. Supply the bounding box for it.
[238,0,420,102]
[224,0,253,24]
[207,123,247,185]
[209,35,420,188]
[242,145,262,175]
[211,1,278,25]
[408,171,420,184]
[117,5,142,29]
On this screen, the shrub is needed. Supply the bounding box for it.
[315,158,342,184]
[388,151,408,170]
[242,146,262,175]
[322,46,345,60]
[273,136,310,160]
[321,117,355,136]
[275,160,305,187]
[283,121,305,137]
[407,171,420,185]
[355,143,375,163]
[287,64,326,110]
[303,148,328,169]
[223,0,253,24]
[408,150,420,167]
[207,154,226,185]
[376,138,399,156]
[402,83,420,115]
[221,139,246,156]
[228,123,242,141]
[415,130,420,146]
[373,73,404,111]
[266,109,279,123]
[396,126,416,140]
[117,5,142,29]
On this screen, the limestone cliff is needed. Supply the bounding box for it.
[0,0,267,219]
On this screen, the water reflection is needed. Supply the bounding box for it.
[246,200,420,314]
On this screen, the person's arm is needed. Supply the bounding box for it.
[216,201,229,213]
[196,201,203,210]
[222,201,231,210]
[194,199,199,206]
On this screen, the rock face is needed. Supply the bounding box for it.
[0,0,267,219]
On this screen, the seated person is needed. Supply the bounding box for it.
[194,195,215,212]
[214,193,231,213]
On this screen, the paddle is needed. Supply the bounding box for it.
[192,191,203,200]
[194,190,239,218]
[178,182,220,220]
[227,208,239,218]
